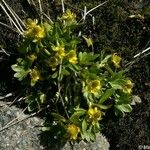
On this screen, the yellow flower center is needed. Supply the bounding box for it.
[48,57,59,70]
[52,45,66,59]
[61,9,76,22]
[67,50,78,64]
[32,25,45,38]
[26,18,38,29]
[28,54,37,62]
[67,124,80,140]
[88,107,102,123]
[112,54,121,68]
[123,79,133,94]
[29,67,41,86]
[86,80,101,95]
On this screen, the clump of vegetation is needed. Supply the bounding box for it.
[11,9,137,142]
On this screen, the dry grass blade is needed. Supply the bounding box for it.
[0,93,13,100]
[125,46,150,72]
[42,12,53,23]
[0,0,24,34]
[38,0,43,22]
[61,0,65,13]
[2,107,27,128]
[81,0,109,22]
[0,105,50,132]
[2,0,25,30]
[0,46,10,56]
[0,21,19,33]
[134,47,150,58]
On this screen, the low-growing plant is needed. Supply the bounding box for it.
[0,0,142,145]
[10,9,137,142]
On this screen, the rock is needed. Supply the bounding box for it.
[0,101,110,150]
[63,133,110,150]
[0,101,44,150]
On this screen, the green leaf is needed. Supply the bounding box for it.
[61,68,70,76]
[69,109,86,124]
[18,41,30,53]
[11,64,23,72]
[11,58,31,81]
[41,127,51,131]
[43,22,53,33]
[79,52,99,65]
[51,71,58,78]
[39,93,46,104]
[30,78,36,87]
[114,106,125,116]
[89,64,100,75]
[82,119,87,132]
[109,79,125,90]
[81,131,91,142]
[93,122,100,133]
[115,104,132,113]
[99,89,115,104]
[51,113,67,123]
[14,69,30,81]
[28,101,37,112]
[94,103,112,110]
[116,93,132,105]
[82,36,93,47]
[111,71,125,80]
[44,49,51,56]
[99,55,111,67]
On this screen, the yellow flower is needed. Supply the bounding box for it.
[61,9,76,22]
[56,50,66,59]
[112,54,121,68]
[48,57,59,70]
[24,19,45,42]
[123,79,133,94]
[67,124,80,140]
[26,18,38,29]
[67,50,78,64]
[85,80,101,95]
[28,54,37,62]
[30,66,41,86]
[88,107,102,124]
[52,45,66,59]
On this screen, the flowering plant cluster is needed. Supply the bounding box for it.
[12,10,135,141]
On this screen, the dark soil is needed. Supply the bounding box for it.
[0,0,150,150]
[102,57,150,150]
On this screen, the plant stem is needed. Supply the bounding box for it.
[105,65,113,75]
[57,59,69,119]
